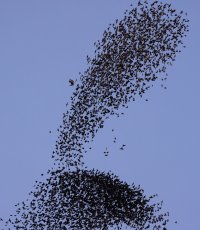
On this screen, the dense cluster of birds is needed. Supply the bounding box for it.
[1,1,189,229]
[52,0,189,170]
[2,169,169,229]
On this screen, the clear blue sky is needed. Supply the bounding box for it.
[0,1,199,229]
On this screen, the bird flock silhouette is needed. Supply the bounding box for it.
[1,0,189,229]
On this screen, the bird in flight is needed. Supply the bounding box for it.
[69,79,75,86]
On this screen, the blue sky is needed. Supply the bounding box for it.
[0,1,200,229]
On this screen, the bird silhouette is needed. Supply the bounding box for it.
[69,79,75,86]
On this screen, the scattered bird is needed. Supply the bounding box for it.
[120,144,126,150]
[104,147,109,156]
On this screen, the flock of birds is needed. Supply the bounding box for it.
[1,0,189,229]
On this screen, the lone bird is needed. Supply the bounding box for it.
[69,79,75,86]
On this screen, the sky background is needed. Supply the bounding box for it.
[0,0,199,229]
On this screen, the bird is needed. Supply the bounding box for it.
[120,144,126,150]
[69,79,75,86]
